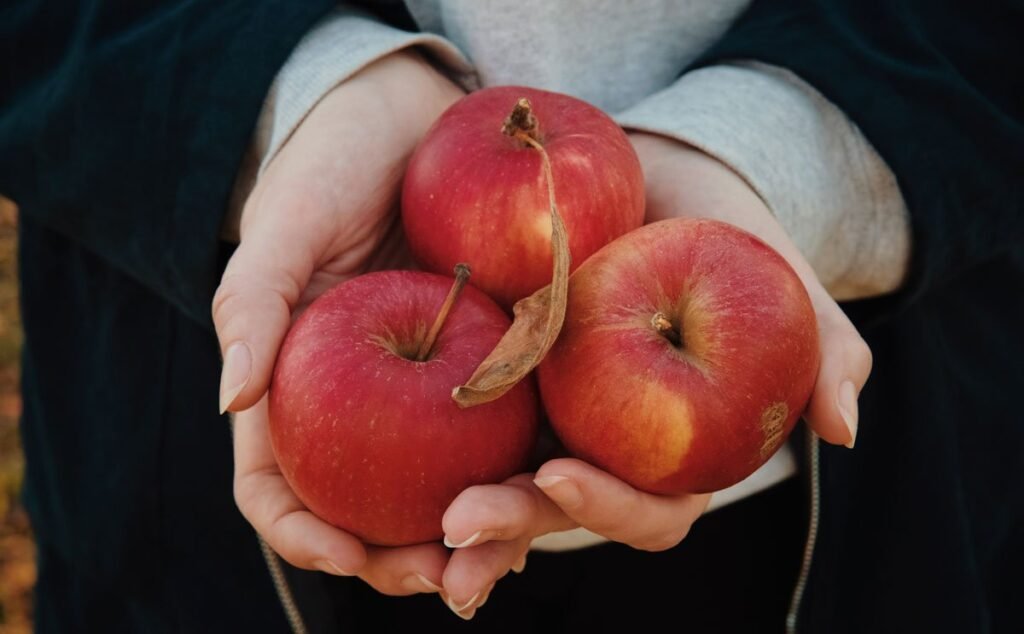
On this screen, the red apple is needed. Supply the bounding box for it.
[402,86,645,309]
[537,219,819,495]
[268,270,539,546]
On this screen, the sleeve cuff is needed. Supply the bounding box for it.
[615,62,911,300]
[225,7,472,240]
[258,7,471,171]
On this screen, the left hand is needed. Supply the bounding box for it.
[436,132,872,619]
[218,51,466,596]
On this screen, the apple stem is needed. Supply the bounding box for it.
[416,263,472,362]
[504,100,557,234]
[502,98,542,144]
[652,312,683,347]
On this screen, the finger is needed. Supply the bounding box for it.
[665,183,871,449]
[441,473,576,548]
[358,542,450,596]
[233,398,366,574]
[738,227,871,448]
[534,458,711,552]
[803,286,873,447]
[438,474,569,616]
[440,580,498,622]
[213,196,328,413]
[441,537,529,617]
[631,135,871,447]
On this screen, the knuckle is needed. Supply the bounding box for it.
[211,276,245,332]
[635,526,690,553]
[819,313,873,380]
[849,336,873,374]
[232,474,282,537]
[623,486,649,522]
[582,488,649,541]
[274,545,308,571]
[212,274,296,348]
[232,477,256,524]
[264,514,304,567]
[367,571,422,598]
[371,586,408,597]
[638,528,688,553]
[232,479,264,532]
[513,485,542,524]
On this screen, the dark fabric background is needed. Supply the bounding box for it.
[695,2,1024,631]
[1,0,1021,631]
[2,2,337,629]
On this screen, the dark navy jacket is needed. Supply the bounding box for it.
[1,1,1021,632]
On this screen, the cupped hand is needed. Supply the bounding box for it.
[627,131,872,448]
[437,131,872,617]
[213,50,465,596]
[438,463,712,619]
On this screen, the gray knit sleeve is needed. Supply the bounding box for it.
[615,62,911,300]
[224,6,471,240]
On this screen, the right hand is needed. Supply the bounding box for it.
[213,50,465,596]
[436,132,874,617]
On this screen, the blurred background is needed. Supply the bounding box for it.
[0,195,33,634]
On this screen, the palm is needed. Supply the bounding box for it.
[432,134,873,618]
[238,79,422,316]
[296,207,411,312]
[214,51,465,597]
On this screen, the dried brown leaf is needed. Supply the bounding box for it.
[452,115,570,408]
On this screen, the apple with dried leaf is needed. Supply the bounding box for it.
[537,219,820,495]
[402,85,645,310]
[267,84,817,554]
[267,267,539,546]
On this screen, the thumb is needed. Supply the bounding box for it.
[212,218,317,413]
[803,288,873,447]
[533,458,710,552]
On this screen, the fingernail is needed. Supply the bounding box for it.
[401,573,442,593]
[837,380,859,449]
[444,529,498,549]
[313,559,353,576]
[446,591,481,620]
[534,475,583,509]
[512,554,527,574]
[219,342,252,414]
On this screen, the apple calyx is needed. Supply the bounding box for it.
[415,263,472,362]
[501,98,541,145]
[651,312,683,348]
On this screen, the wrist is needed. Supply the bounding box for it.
[628,132,771,225]
[345,49,465,147]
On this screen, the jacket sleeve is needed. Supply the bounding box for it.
[690,0,1024,305]
[0,1,336,325]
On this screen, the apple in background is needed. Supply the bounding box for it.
[537,219,819,495]
[268,269,539,546]
[402,85,645,310]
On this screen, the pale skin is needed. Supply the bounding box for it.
[215,51,872,619]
